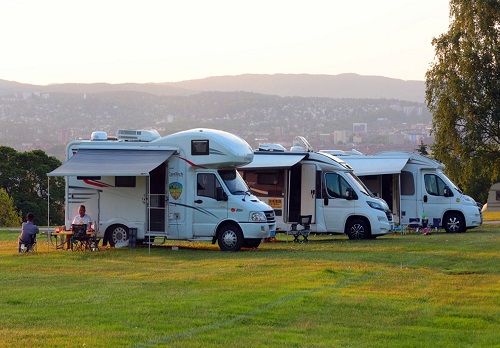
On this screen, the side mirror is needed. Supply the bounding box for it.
[216,187,228,201]
[345,187,357,201]
[443,186,453,197]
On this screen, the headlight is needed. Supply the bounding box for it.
[250,211,267,222]
[367,201,383,211]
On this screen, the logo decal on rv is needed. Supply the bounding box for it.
[169,182,183,200]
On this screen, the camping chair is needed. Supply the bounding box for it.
[71,224,89,252]
[431,218,442,233]
[406,218,421,234]
[287,215,312,242]
[18,234,37,253]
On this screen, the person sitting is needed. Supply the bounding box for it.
[65,205,92,249]
[18,212,39,252]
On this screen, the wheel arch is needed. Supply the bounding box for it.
[344,215,371,234]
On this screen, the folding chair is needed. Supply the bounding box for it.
[431,218,442,233]
[18,235,37,253]
[287,215,312,242]
[407,218,421,234]
[71,224,89,252]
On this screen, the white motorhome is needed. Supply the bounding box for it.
[238,139,393,239]
[48,128,276,251]
[324,151,483,233]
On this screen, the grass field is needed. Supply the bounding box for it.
[1,224,499,348]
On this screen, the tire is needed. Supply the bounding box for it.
[443,212,465,233]
[243,238,261,249]
[217,223,244,251]
[107,225,129,246]
[346,219,369,240]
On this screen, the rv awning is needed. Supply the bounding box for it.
[342,157,409,176]
[240,153,306,170]
[47,149,174,177]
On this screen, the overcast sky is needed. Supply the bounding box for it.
[0,0,450,85]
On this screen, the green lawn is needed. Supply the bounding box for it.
[1,225,499,348]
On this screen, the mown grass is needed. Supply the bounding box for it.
[1,224,499,348]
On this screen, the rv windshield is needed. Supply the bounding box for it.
[346,172,373,197]
[219,169,250,195]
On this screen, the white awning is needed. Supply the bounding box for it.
[47,149,175,177]
[240,153,306,170]
[341,157,409,176]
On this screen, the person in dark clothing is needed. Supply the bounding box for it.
[18,212,39,252]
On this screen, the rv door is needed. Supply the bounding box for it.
[193,172,228,237]
[301,164,316,222]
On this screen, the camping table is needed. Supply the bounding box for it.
[51,231,73,250]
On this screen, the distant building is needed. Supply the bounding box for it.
[353,123,367,134]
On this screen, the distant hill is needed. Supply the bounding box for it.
[0,73,425,103]
[169,74,425,103]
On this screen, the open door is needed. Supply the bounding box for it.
[300,164,316,223]
[147,162,168,234]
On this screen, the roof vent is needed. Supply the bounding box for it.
[116,129,160,142]
[258,143,286,152]
[91,131,108,141]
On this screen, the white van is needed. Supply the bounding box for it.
[239,142,393,239]
[327,151,483,232]
[48,128,276,251]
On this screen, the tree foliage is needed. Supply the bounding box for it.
[0,147,65,225]
[0,188,22,227]
[425,0,500,203]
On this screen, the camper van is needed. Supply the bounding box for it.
[323,151,483,233]
[238,139,393,240]
[48,128,276,251]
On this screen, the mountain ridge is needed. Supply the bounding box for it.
[0,73,425,103]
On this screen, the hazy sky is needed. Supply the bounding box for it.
[1,0,450,85]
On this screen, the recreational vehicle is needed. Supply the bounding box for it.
[48,128,276,251]
[323,151,483,233]
[238,138,393,240]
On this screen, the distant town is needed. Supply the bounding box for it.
[0,90,432,160]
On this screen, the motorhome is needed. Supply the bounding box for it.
[48,128,276,251]
[322,150,482,233]
[238,138,393,240]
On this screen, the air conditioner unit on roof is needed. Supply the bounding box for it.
[116,129,160,142]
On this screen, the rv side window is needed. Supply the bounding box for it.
[197,173,222,199]
[325,173,351,199]
[115,176,136,187]
[424,174,447,196]
[191,140,209,155]
[400,171,415,196]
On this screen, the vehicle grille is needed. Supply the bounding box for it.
[265,210,276,223]
[385,211,393,222]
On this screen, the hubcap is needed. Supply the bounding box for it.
[222,230,237,248]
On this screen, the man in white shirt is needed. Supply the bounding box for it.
[66,205,92,249]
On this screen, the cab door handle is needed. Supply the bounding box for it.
[194,199,203,204]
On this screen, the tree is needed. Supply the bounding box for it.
[0,146,65,225]
[425,0,500,203]
[0,188,22,227]
[416,140,429,156]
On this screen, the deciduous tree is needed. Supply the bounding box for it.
[425,0,499,203]
[0,188,22,227]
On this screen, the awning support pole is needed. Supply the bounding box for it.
[47,177,50,251]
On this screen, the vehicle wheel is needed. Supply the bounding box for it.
[444,212,465,233]
[107,225,129,246]
[243,238,261,249]
[217,223,244,251]
[346,219,369,240]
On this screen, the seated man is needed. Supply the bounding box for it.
[65,205,92,249]
[18,212,39,252]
